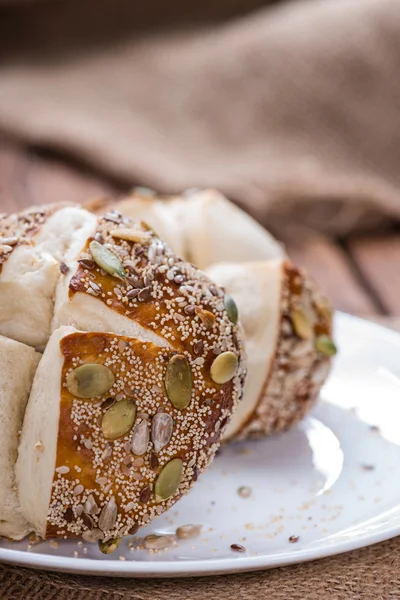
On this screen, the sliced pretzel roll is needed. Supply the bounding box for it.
[0,335,40,540]
[206,259,335,442]
[52,210,245,371]
[98,189,285,268]
[17,326,243,545]
[0,204,96,348]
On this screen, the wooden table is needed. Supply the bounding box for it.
[1,136,397,318]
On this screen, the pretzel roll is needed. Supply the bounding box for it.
[99,189,285,268]
[0,204,96,348]
[0,335,40,540]
[206,259,335,442]
[17,326,243,545]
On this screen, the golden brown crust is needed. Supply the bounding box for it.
[232,262,333,441]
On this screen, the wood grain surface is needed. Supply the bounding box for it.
[0,136,397,317]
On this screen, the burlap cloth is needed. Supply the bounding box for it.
[1,0,400,236]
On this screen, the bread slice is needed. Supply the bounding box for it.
[206,259,335,441]
[16,326,244,542]
[0,205,96,349]
[0,335,40,540]
[99,189,286,268]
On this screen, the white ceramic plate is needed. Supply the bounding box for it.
[2,312,400,577]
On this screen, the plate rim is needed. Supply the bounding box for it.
[2,311,400,578]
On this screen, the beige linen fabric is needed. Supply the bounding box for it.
[1,0,400,235]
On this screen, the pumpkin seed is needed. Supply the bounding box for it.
[224,294,238,324]
[89,239,126,279]
[151,413,173,453]
[131,420,149,456]
[66,364,115,399]
[315,335,337,357]
[210,352,238,384]
[165,355,192,410]
[110,228,152,244]
[291,306,314,340]
[98,537,121,554]
[155,458,183,502]
[101,399,136,440]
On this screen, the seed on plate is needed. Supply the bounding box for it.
[101,399,136,440]
[315,335,337,357]
[165,355,192,410]
[237,486,251,498]
[230,543,245,552]
[155,458,183,502]
[131,420,149,456]
[210,352,238,384]
[98,537,121,554]
[291,307,314,340]
[151,412,173,453]
[89,239,126,279]
[144,534,175,550]
[176,524,202,540]
[224,294,239,324]
[289,535,299,543]
[110,228,152,244]
[66,364,115,399]
[98,496,117,531]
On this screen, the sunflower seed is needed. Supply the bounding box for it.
[98,496,117,531]
[82,529,103,543]
[131,420,149,456]
[139,486,151,503]
[66,364,115,399]
[176,524,202,540]
[151,413,173,453]
[144,534,175,550]
[101,443,113,463]
[84,494,100,516]
[138,287,151,302]
[195,307,216,329]
[78,258,95,270]
[110,228,152,244]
